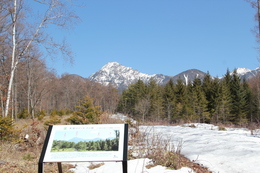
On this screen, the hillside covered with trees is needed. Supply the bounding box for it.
[117,70,260,125]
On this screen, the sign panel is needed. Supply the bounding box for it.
[42,124,127,162]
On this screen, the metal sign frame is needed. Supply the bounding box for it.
[38,124,128,173]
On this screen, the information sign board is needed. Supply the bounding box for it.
[38,124,128,173]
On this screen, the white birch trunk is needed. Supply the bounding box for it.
[4,0,17,117]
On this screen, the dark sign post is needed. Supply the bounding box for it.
[38,125,53,173]
[38,124,128,173]
[122,124,128,173]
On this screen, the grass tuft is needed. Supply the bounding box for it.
[88,162,105,170]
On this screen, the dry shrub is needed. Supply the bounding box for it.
[0,117,20,142]
[0,117,74,173]
[139,119,172,126]
[247,122,260,136]
[44,115,61,126]
[88,162,104,169]
[100,112,124,124]
[128,126,212,172]
[128,126,184,170]
[218,126,226,131]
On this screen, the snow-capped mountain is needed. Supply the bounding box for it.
[233,67,260,80]
[89,62,171,90]
[89,62,260,90]
[171,69,208,85]
[89,62,207,90]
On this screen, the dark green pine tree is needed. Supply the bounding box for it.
[202,72,220,119]
[162,79,176,122]
[67,96,101,124]
[189,78,209,123]
[229,70,247,124]
[174,78,191,121]
[242,78,255,123]
[147,78,164,121]
[117,79,147,116]
[117,89,135,115]
[214,79,232,124]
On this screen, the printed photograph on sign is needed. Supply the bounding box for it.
[51,129,120,152]
[42,124,126,162]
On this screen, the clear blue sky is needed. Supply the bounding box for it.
[54,129,116,141]
[43,0,259,78]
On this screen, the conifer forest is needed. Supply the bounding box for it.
[1,60,260,126]
[117,71,260,125]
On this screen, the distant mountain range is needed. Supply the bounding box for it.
[89,62,260,90]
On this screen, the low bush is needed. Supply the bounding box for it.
[218,126,226,131]
[0,117,20,142]
[128,126,184,170]
[66,96,101,124]
[44,115,61,126]
[88,162,104,170]
[17,108,30,119]
[36,109,46,120]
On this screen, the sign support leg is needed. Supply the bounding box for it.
[122,161,127,173]
[38,162,44,173]
[57,162,62,173]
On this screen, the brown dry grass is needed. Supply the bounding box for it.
[0,116,76,173]
[0,113,212,173]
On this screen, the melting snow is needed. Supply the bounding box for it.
[68,118,260,173]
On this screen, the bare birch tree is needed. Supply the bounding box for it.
[2,0,78,117]
[244,0,260,43]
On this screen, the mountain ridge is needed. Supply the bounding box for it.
[89,62,260,90]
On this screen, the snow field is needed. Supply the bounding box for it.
[139,123,260,173]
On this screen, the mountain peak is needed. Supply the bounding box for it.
[234,68,251,75]
[89,62,259,90]
[89,62,171,90]
[100,62,136,75]
[102,62,121,70]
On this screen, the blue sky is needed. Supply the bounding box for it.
[54,129,116,141]
[43,0,259,78]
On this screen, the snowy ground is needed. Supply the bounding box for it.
[70,159,194,173]
[139,123,260,173]
[69,114,260,173]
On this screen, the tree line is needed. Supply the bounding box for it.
[51,138,119,152]
[1,0,260,128]
[117,70,260,125]
[0,67,119,119]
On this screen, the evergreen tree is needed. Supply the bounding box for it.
[174,78,191,121]
[242,78,254,123]
[163,79,176,122]
[213,69,233,124]
[147,79,164,121]
[229,70,247,124]
[67,96,101,124]
[202,73,219,118]
[189,78,209,123]
[117,79,147,117]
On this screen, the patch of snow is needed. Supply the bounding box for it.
[68,118,260,173]
[110,113,136,124]
[231,67,251,76]
[139,124,260,173]
[183,74,188,85]
[69,159,194,173]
